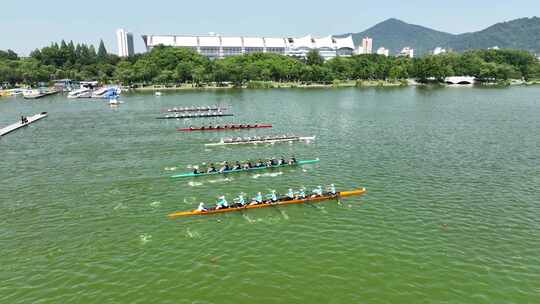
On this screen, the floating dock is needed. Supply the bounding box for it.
[0,112,48,137]
[23,90,59,99]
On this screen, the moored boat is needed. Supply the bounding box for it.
[168,187,367,218]
[171,159,319,178]
[177,124,271,132]
[22,89,59,99]
[68,87,92,98]
[91,86,121,99]
[205,135,315,146]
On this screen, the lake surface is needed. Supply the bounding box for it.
[1,87,539,303]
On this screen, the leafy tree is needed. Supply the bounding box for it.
[0,49,18,61]
[97,39,108,61]
[306,50,324,66]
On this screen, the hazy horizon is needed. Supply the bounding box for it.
[1,0,538,56]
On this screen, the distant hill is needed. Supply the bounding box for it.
[337,17,540,56]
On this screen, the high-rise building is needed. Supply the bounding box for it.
[117,29,134,57]
[376,47,389,57]
[362,37,373,54]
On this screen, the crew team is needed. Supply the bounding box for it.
[196,184,337,211]
[194,157,297,174]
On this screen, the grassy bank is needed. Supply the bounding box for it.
[132,80,408,91]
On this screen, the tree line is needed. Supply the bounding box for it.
[1,41,539,88]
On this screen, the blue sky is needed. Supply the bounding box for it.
[1,0,538,55]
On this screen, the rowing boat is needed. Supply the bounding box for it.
[205,135,315,146]
[166,106,227,112]
[177,124,272,132]
[0,112,48,137]
[171,159,319,178]
[168,188,367,218]
[157,113,234,119]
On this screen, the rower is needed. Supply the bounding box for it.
[270,158,278,166]
[250,192,263,205]
[233,194,246,207]
[233,161,241,170]
[265,190,278,203]
[286,188,295,200]
[280,157,286,165]
[196,202,207,212]
[193,167,199,174]
[327,184,337,195]
[291,156,297,164]
[215,196,229,210]
[219,162,230,173]
[255,160,262,168]
[207,163,216,173]
[311,186,323,197]
[297,188,306,199]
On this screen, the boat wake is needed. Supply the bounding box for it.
[150,201,161,208]
[188,181,204,187]
[252,172,284,179]
[113,202,127,210]
[164,167,177,171]
[185,228,201,239]
[207,177,233,184]
[183,197,198,204]
[139,233,152,244]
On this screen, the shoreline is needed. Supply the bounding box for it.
[2,80,539,97]
[130,79,539,92]
[132,80,410,92]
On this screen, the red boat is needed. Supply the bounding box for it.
[177,124,272,132]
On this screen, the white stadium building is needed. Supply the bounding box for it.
[141,34,356,60]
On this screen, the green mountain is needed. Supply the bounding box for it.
[338,17,540,56]
[448,17,540,52]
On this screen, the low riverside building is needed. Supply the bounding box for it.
[141,34,355,60]
[376,47,389,57]
[433,47,447,55]
[398,47,415,58]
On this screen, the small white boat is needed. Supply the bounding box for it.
[108,97,124,105]
[68,87,92,98]
[92,87,121,99]
[22,89,59,99]
[5,89,25,96]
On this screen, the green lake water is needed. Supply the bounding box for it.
[1,87,539,303]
